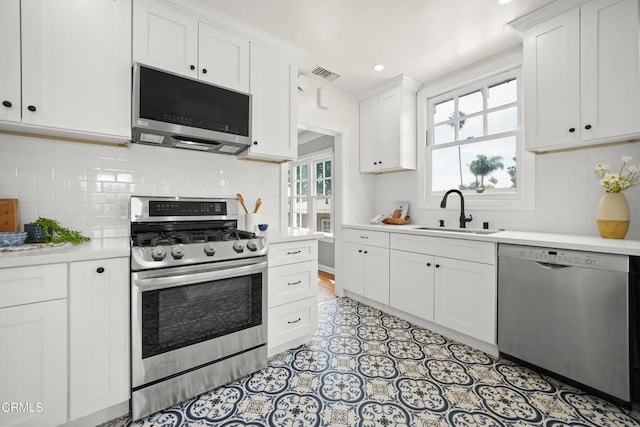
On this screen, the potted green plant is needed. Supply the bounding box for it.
[28,217,91,245]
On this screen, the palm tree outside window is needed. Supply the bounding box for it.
[427,69,520,197]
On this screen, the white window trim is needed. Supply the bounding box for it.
[288,148,335,236]
[417,51,535,211]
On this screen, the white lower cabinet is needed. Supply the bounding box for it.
[343,229,390,305]
[433,257,496,344]
[0,264,67,427]
[268,296,317,351]
[388,233,497,346]
[389,250,434,321]
[69,257,129,421]
[268,240,318,356]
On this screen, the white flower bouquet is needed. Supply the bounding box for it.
[595,156,640,193]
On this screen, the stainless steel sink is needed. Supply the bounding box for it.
[414,226,500,235]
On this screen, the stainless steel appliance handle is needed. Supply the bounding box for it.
[535,262,572,270]
[134,260,266,292]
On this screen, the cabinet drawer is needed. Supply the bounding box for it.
[343,228,389,248]
[268,240,318,267]
[268,296,318,349]
[268,260,317,308]
[391,233,496,264]
[0,263,67,308]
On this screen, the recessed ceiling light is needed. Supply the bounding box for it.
[497,0,512,4]
[373,64,385,72]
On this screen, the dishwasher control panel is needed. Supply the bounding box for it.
[499,244,628,272]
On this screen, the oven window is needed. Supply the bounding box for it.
[141,272,262,358]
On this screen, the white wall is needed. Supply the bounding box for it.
[375,142,640,239]
[297,77,374,224]
[0,134,281,237]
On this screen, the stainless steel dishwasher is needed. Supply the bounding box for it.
[498,244,630,403]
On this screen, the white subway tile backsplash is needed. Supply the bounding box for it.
[18,165,53,179]
[1,134,281,237]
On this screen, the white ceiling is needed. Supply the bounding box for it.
[197,0,554,95]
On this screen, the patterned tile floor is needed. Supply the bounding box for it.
[108,297,640,426]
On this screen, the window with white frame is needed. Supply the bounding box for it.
[288,152,333,235]
[421,65,533,210]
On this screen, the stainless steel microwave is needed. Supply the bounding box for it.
[131,63,252,155]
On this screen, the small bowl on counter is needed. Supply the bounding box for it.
[0,232,28,247]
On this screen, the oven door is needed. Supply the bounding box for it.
[131,257,267,388]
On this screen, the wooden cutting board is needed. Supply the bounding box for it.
[0,199,19,232]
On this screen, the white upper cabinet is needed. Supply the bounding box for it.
[0,0,21,123]
[519,0,640,152]
[133,0,199,79]
[198,22,250,92]
[133,0,250,92]
[19,0,131,139]
[359,75,419,173]
[133,0,301,161]
[243,43,297,161]
[0,0,131,140]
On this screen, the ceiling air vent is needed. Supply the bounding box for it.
[310,65,341,82]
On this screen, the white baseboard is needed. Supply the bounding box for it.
[62,400,129,427]
[318,264,335,275]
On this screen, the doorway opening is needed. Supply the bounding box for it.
[282,116,347,302]
[289,129,336,302]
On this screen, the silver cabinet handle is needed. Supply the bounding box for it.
[287,280,302,286]
[287,250,301,255]
[287,318,302,324]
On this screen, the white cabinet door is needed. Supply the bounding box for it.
[523,0,640,151]
[268,296,318,350]
[523,8,581,151]
[359,96,379,173]
[0,299,67,427]
[580,0,640,142]
[363,245,390,305]
[268,260,318,307]
[20,0,131,137]
[377,86,402,171]
[0,0,20,123]
[133,0,199,78]
[198,22,249,92]
[434,257,496,344]
[390,250,435,321]
[343,242,365,295]
[246,43,297,161]
[69,258,129,421]
[358,75,417,173]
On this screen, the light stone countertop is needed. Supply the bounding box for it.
[264,228,325,243]
[342,223,640,256]
[0,228,326,269]
[5,223,639,269]
[0,237,130,268]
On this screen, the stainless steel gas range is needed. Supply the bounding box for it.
[129,196,268,421]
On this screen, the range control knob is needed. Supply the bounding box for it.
[204,242,216,256]
[233,241,245,253]
[171,245,185,259]
[246,240,258,251]
[151,245,167,261]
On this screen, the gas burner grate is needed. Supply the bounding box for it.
[133,228,258,247]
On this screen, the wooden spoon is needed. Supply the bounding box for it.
[253,198,262,213]
[237,193,249,213]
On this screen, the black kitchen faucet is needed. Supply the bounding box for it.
[440,189,473,228]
